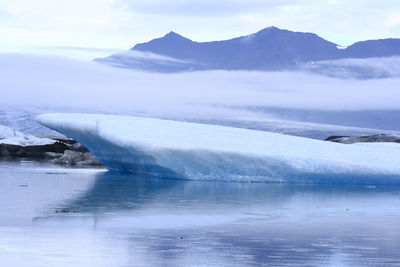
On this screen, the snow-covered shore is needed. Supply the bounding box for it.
[0,124,102,165]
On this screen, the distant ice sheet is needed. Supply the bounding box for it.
[2,104,400,141]
[0,125,24,139]
[0,124,55,146]
[38,113,400,184]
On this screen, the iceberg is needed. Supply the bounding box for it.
[37,113,400,184]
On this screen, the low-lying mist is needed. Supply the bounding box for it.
[1,53,399,132]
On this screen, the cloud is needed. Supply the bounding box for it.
[302,57,400,79]
[36,46,125,60]
[1,0,400,56]
[118,0,299,16]
[1,53,399,115]
[0,0,135,51]
[2,53,400,134]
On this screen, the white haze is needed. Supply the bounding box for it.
[303,56,400,79]
[1,53,400,115]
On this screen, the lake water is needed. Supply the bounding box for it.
[1,161,400,266]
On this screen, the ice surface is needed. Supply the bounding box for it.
[0,124,55,146]
[3,104,400,140]
[0,135,56,146]
[38,113,400,184]
[0,125,24,139]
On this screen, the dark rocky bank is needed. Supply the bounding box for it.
[325,134,400,144]
[0,137,103,166]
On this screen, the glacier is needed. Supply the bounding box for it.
[0,125,24,139]
[0,124,55,146]
[37,113,400,184]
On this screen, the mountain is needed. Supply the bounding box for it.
[345,39,400,58]
[96,27,400,75]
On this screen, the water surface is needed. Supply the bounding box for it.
[1,161,400,266]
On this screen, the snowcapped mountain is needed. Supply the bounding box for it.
[96,26,400,76]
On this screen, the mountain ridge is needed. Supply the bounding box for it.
[96,26,400,76]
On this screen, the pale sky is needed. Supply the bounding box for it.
[0,0,399,59]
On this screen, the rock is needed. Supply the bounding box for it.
[0,141,69,158]
[69,142,90,153]
[324,135,349,142]
[52,150,103,166]
[325,134,400,144]
[40,136,77,145]
[44,152,64,159]
[54,209,79,213]
[0,127,103,166]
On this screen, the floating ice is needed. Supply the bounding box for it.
[37,113,400,184]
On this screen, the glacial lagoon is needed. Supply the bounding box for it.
[1,161,400,266]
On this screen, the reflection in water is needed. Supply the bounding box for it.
[63,172,182,213]
[60,171,400,213]
[42,171,400,266]
[1,163,400,266]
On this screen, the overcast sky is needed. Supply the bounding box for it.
[0,0,399,59]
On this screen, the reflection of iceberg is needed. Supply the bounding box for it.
[55,171,399,214]
[53,171,294,214]
[30,170,400,266]
[38,113,400,184]
[64,172,181,213]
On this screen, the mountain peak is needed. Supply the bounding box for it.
[164,31,187,39]
[256,26,283,34]
[119,26,400,74]
[166,31,179,36]
[264,26,280,31]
